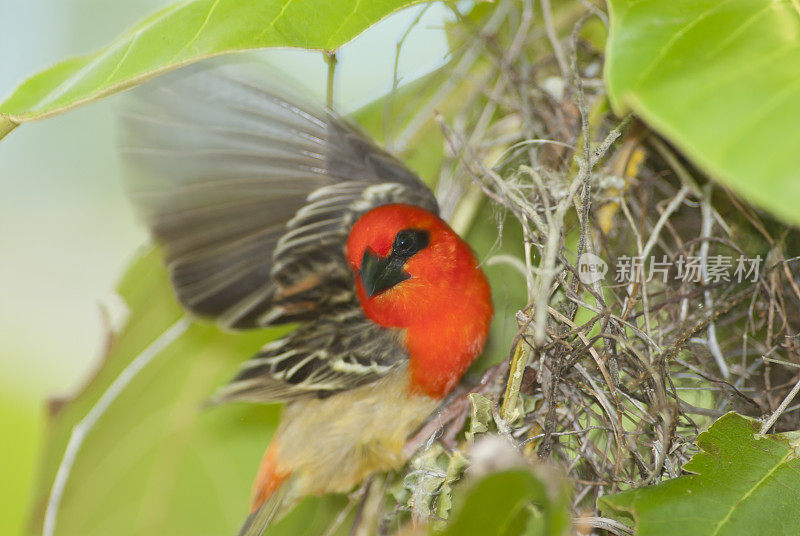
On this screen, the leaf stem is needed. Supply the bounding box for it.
[325,51,337,110]
[0,115,18,141]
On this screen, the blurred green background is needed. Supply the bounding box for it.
[0,1,453,533]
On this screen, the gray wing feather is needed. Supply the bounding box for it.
[121,61,437,330]
[120,61,434,402]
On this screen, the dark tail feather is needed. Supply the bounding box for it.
[236,483,290,536]
[236,441,292,536]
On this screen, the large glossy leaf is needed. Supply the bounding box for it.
[436,468,571,536]
[599,413,800,536]
[605,0,800,226]
[26,250,348,536]
[0,0,425,125]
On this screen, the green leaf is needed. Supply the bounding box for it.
[605,0,800,225]
[599,412,800,536]
[435,469,571,536]
[467,393,493,438]
[1,0,426,123]
[27,250,347,536]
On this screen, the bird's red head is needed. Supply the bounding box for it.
[346,204,493,398]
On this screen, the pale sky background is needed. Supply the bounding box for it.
[0,1,454,533]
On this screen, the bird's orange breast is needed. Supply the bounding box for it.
[403,263,493,398]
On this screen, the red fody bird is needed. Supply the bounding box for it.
[122,63,493,536]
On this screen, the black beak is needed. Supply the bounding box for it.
[360,249,409,297]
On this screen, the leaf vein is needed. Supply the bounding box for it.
[99,33,140,89]
[709,448,792,535]
[171,0,222,61]
[327,0,362,50]
[636,0,734,89]
[255,0,297,43]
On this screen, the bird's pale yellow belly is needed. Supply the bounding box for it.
[274,368,438,496]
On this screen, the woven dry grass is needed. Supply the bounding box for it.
[383,1,800,533]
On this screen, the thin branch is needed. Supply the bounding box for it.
[43,318,191,536]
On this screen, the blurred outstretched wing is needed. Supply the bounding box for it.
[120,62,438,331]
[212,307,404,403]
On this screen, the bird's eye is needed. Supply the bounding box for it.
[392,229,429,258]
